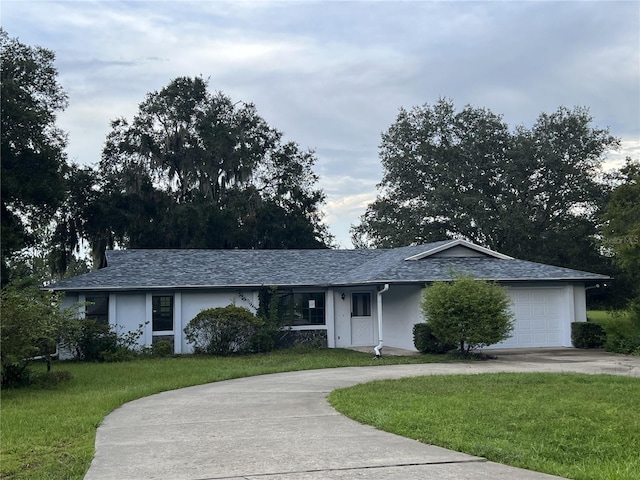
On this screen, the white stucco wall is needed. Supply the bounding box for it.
[60,281,589,355]
[179,290,256,353]
[573,283,587,323]
[113,293,147,346]
[380,285,423,351]
[389,283,587,351]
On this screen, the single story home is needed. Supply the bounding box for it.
[49,239,609,354]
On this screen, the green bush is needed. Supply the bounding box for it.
[63,320,146,362]
[184,305,263,355]
[69,319,118,362]
[571,322,606,348]
[421,274,514,354]
[592,303,640,355]
[151,339,174,357]
[413,323,456,354]
[1,284,75,387]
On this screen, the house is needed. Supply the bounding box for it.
[49,239,609,354]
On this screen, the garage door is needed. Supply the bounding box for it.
[491,288,564,348]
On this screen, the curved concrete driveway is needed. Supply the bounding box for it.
[85,350,640,480]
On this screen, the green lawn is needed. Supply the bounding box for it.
[329,373,640,480]
[587,310,609,322]
[5,351,637,480]
[0,349,444,480]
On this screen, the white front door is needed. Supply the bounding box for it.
[351,292,374,346]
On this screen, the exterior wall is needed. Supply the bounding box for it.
[573,283,587,323]
[179,290,256,353]
[61,281,589,355]
[58,294,80,360]
[60,293,78,311]
[393,283,587,351]
[380,285,423,351]
[111,292,147,345]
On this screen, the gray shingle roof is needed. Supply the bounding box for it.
[49,241,609,292]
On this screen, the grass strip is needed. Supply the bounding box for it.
[1,348,443,479]
[329,372,640,480]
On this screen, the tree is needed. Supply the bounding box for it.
[352,100,619,271]
[0,284,75,386]
[420,274,514,354]
[0,30,69,283]
[601,158,640,299]
[64,76,331,268]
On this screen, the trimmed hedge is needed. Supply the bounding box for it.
[571,322,606,349]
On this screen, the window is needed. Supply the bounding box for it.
[352,293,371,317]
[152,296,174,331]
[86,296,109,324]
[279,292,325,326]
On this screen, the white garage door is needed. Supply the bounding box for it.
[491,288,564,348]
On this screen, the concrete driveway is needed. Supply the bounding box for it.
[84,349,640,480]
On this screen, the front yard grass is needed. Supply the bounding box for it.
[329,372,640,480]
[0,348,444,480]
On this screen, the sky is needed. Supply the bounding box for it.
[2,0,639,248]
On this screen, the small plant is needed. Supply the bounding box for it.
[184,305,263,355]
[413,323,456,354]
[152,340,173,357]
[571,322,606,349]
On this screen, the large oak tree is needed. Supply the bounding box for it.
[0,30,69,283]
[352,99,619,271]
[57,77,332,269]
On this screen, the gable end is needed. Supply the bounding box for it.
[404,239,513,261]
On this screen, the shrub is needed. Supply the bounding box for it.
[594,303,640,356]
[413,323,456,354]
[571,322,606,348]
[1,284,75,387]
[152,339,174,357]
[184,305,263,355]
[62,320,146,362]
[421,274,514,354]
[68,319,118,362]
[255,287,291,351]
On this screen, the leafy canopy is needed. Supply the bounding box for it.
[0,284,76,386]
[352,99,619,272]
[601,159,640,293]
[53,76,332,270]
[0,29,69,283]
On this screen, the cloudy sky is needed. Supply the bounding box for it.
[3,0,639,248]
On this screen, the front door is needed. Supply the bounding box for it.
[351,292,373,346]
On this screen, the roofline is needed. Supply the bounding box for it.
[50,275,610,292]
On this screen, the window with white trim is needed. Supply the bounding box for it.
[152,295,174,331]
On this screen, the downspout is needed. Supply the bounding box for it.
[374,284,390,358]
